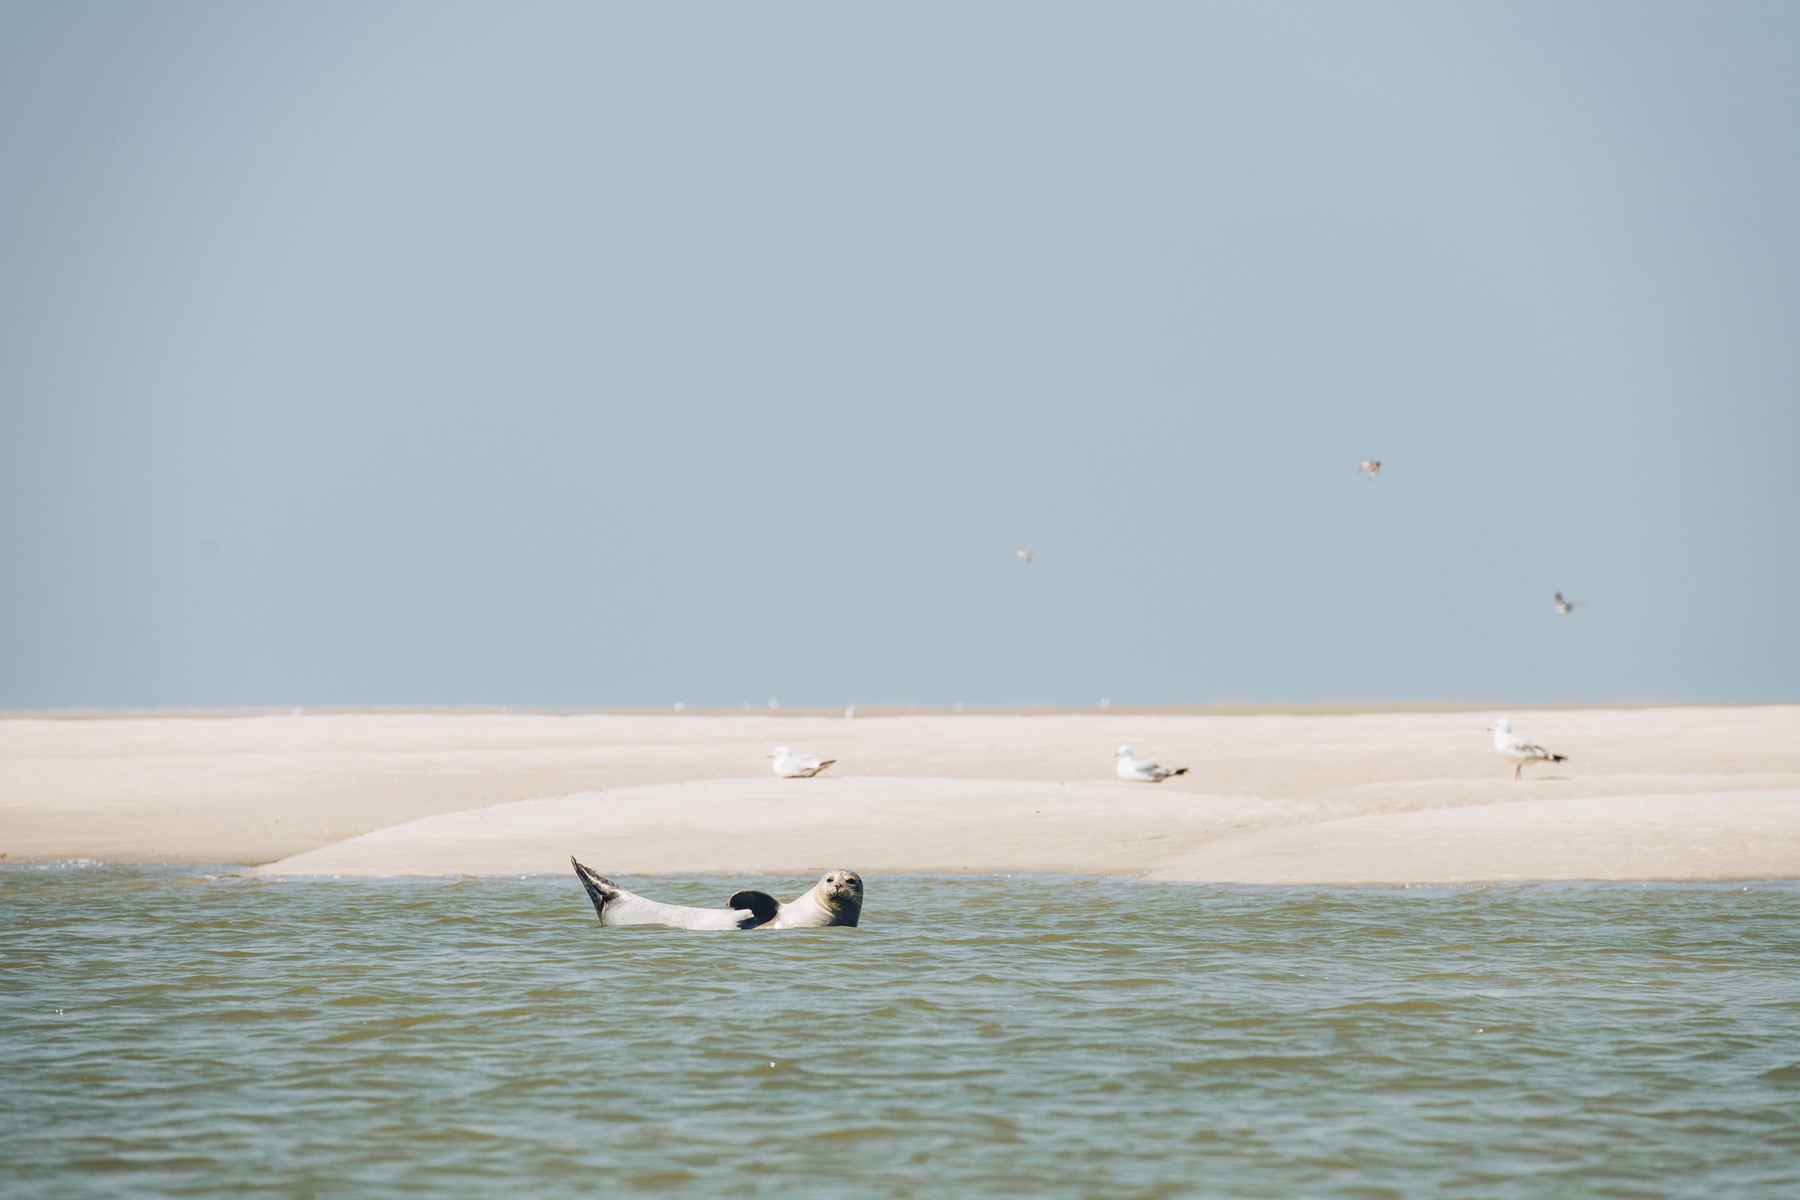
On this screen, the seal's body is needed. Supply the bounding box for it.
[571,859,765,928]
[571,858,861,930]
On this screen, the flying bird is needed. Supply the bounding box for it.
[1486,719,1567,781]
[1016,549,1035,564]
[1358,460,1381,480]
[1115,745,1188,783]
[768,747,836,778]
[1554,592,1575,615]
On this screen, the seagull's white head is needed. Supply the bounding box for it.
[1487,720,1510,734]
[768,747,790,759]
[1115,745,1132,758]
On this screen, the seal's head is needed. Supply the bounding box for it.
[817,869,863,918]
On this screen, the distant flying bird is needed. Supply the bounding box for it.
[1358,460,1381,480]
[1486,720,1567,781]
[1554,592,1575,615]
[1016,549,1035,563]
[768,747,836,778]
[1115,745,1188,783]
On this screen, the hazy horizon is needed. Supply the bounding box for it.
[3,2,1796,709]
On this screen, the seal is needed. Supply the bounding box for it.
[570,858,862,930]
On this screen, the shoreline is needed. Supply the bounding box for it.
[10,862,1799,891]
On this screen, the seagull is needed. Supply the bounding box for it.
[768,747,836,778]
[1115,745,1188,783]
[1486,719,1567,780]
[1554,592,1575,615]
[1358,460,1381,480]
[1016,549,1035,564]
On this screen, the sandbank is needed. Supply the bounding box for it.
[4,706,1798,883]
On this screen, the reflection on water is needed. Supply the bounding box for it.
[3,867,1798,1198]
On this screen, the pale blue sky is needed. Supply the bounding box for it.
[2,2,1796,708]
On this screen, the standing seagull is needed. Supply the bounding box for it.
[1554,592,1575,615]
[1016,549,1035,564]
[768,747,836,778]
[1358,460,1381,481]
[1486,720,1567,780]
[1115,745,1188,783]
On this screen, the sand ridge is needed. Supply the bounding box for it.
[242,777,1285,878]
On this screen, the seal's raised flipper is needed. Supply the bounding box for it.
[571,856,621,922]
[727,890,780,926]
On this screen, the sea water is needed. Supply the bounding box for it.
[2,867,1797,1198]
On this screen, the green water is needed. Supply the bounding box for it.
[3,867,1798,1198]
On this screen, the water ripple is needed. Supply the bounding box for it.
[3,869,1798,1197]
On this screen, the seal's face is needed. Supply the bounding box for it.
[819,870,863,912]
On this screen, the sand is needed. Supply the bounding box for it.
[5,706,1799,883]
